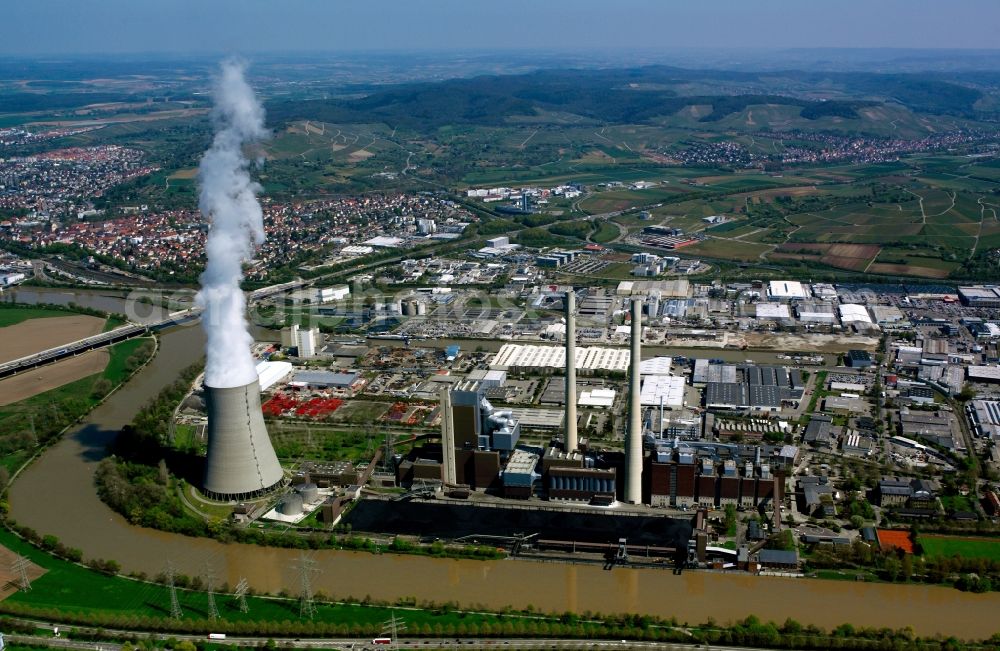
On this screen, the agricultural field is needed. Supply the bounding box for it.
[918,535,1000,562]
[685,237,773,261]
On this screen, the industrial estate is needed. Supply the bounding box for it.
[6,13,1000,651]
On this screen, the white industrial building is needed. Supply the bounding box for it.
[756,303,791,320]
[639,375,686,408]
[316,285,350,303]
[768,280,807,300]
[578,388,616,408]
[255,360,293,391]
[490,343,630,373]
[0,272,26,286]
[796,302,837,324]
[839,304,873,325]
[298,327,319,358]
[639,356,673,375]
[364,236,404,248]
[341,245,374,256]
[466,369,507,388]
[279,325,320,357]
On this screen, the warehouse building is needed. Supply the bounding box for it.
[290,370,360,390]
[839,304,873,326]
[768,280,808,301]
[796,302,837,325]
[490,343,630,374]
[639,375,686,409]
[959,285,1000,308]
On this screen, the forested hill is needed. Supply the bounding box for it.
[265,65,987,131]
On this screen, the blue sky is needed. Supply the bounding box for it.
[4,0,1000,56]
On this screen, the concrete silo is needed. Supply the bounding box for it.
[203,379,285,500]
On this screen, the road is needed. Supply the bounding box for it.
[5,631,800,651]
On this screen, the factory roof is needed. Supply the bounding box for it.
[579,388,616,408]
[508,408,565,429]
[639,356,673,375]
[640,375,686,408]
[756,303,791,319]
[505,449,539,476]
[839,304,873,324]
[256,360,293,391]
[768,280,807,299]
[292,370,359,387]
[871,305,905,323]
[969,365,1000,381]
[491,343,630,372]
[363,235,404,248]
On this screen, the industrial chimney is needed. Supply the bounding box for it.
[626,297,643,504]
[203,379,285,500]
[564,289,578,452]
[439,387,457,485]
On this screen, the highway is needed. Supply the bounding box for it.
[5,631,788,651]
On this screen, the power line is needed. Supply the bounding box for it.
[11,555,30,592]
[203,562,219,622]
[233,577,250,614]
[164,562,182,620]
[292,552,320,619]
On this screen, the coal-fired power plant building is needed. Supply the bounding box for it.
[203,379,285,500]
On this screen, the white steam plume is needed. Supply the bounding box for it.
[196,60,268,389]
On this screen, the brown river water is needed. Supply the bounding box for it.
[5,325,1000,638]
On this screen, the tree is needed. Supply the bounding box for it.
[957,383,977,403]
[0,466,9,490]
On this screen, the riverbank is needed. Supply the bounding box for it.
[3,527,998,651]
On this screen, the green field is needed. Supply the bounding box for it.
[0,336,155,473]
[686,237,772,261]
[0,305,82,328]
[918,535,1000,561]
[0,528,522,631]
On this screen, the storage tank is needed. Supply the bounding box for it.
[416,301,427,316]
[278,492,304,516]
[297,482,320,503]
[203,379,285,500]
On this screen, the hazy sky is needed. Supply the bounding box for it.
[5,0,1000,56]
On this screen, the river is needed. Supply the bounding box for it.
[3,299,999,638]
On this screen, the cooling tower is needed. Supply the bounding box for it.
[626,297,643,504]
[564,290,578,452]
[203,379,285,500]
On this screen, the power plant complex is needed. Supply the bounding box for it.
[425,289,648,504]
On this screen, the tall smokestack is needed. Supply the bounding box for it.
[626,297,643,504]
[203,380,284,499]
[564,289,577,452]
[439,387,457,485]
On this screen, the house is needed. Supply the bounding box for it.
[909,478,939,507]
[757,548,798,570]
[878,477,914,506]
[803,414,834,449]
[799,476,837,517]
